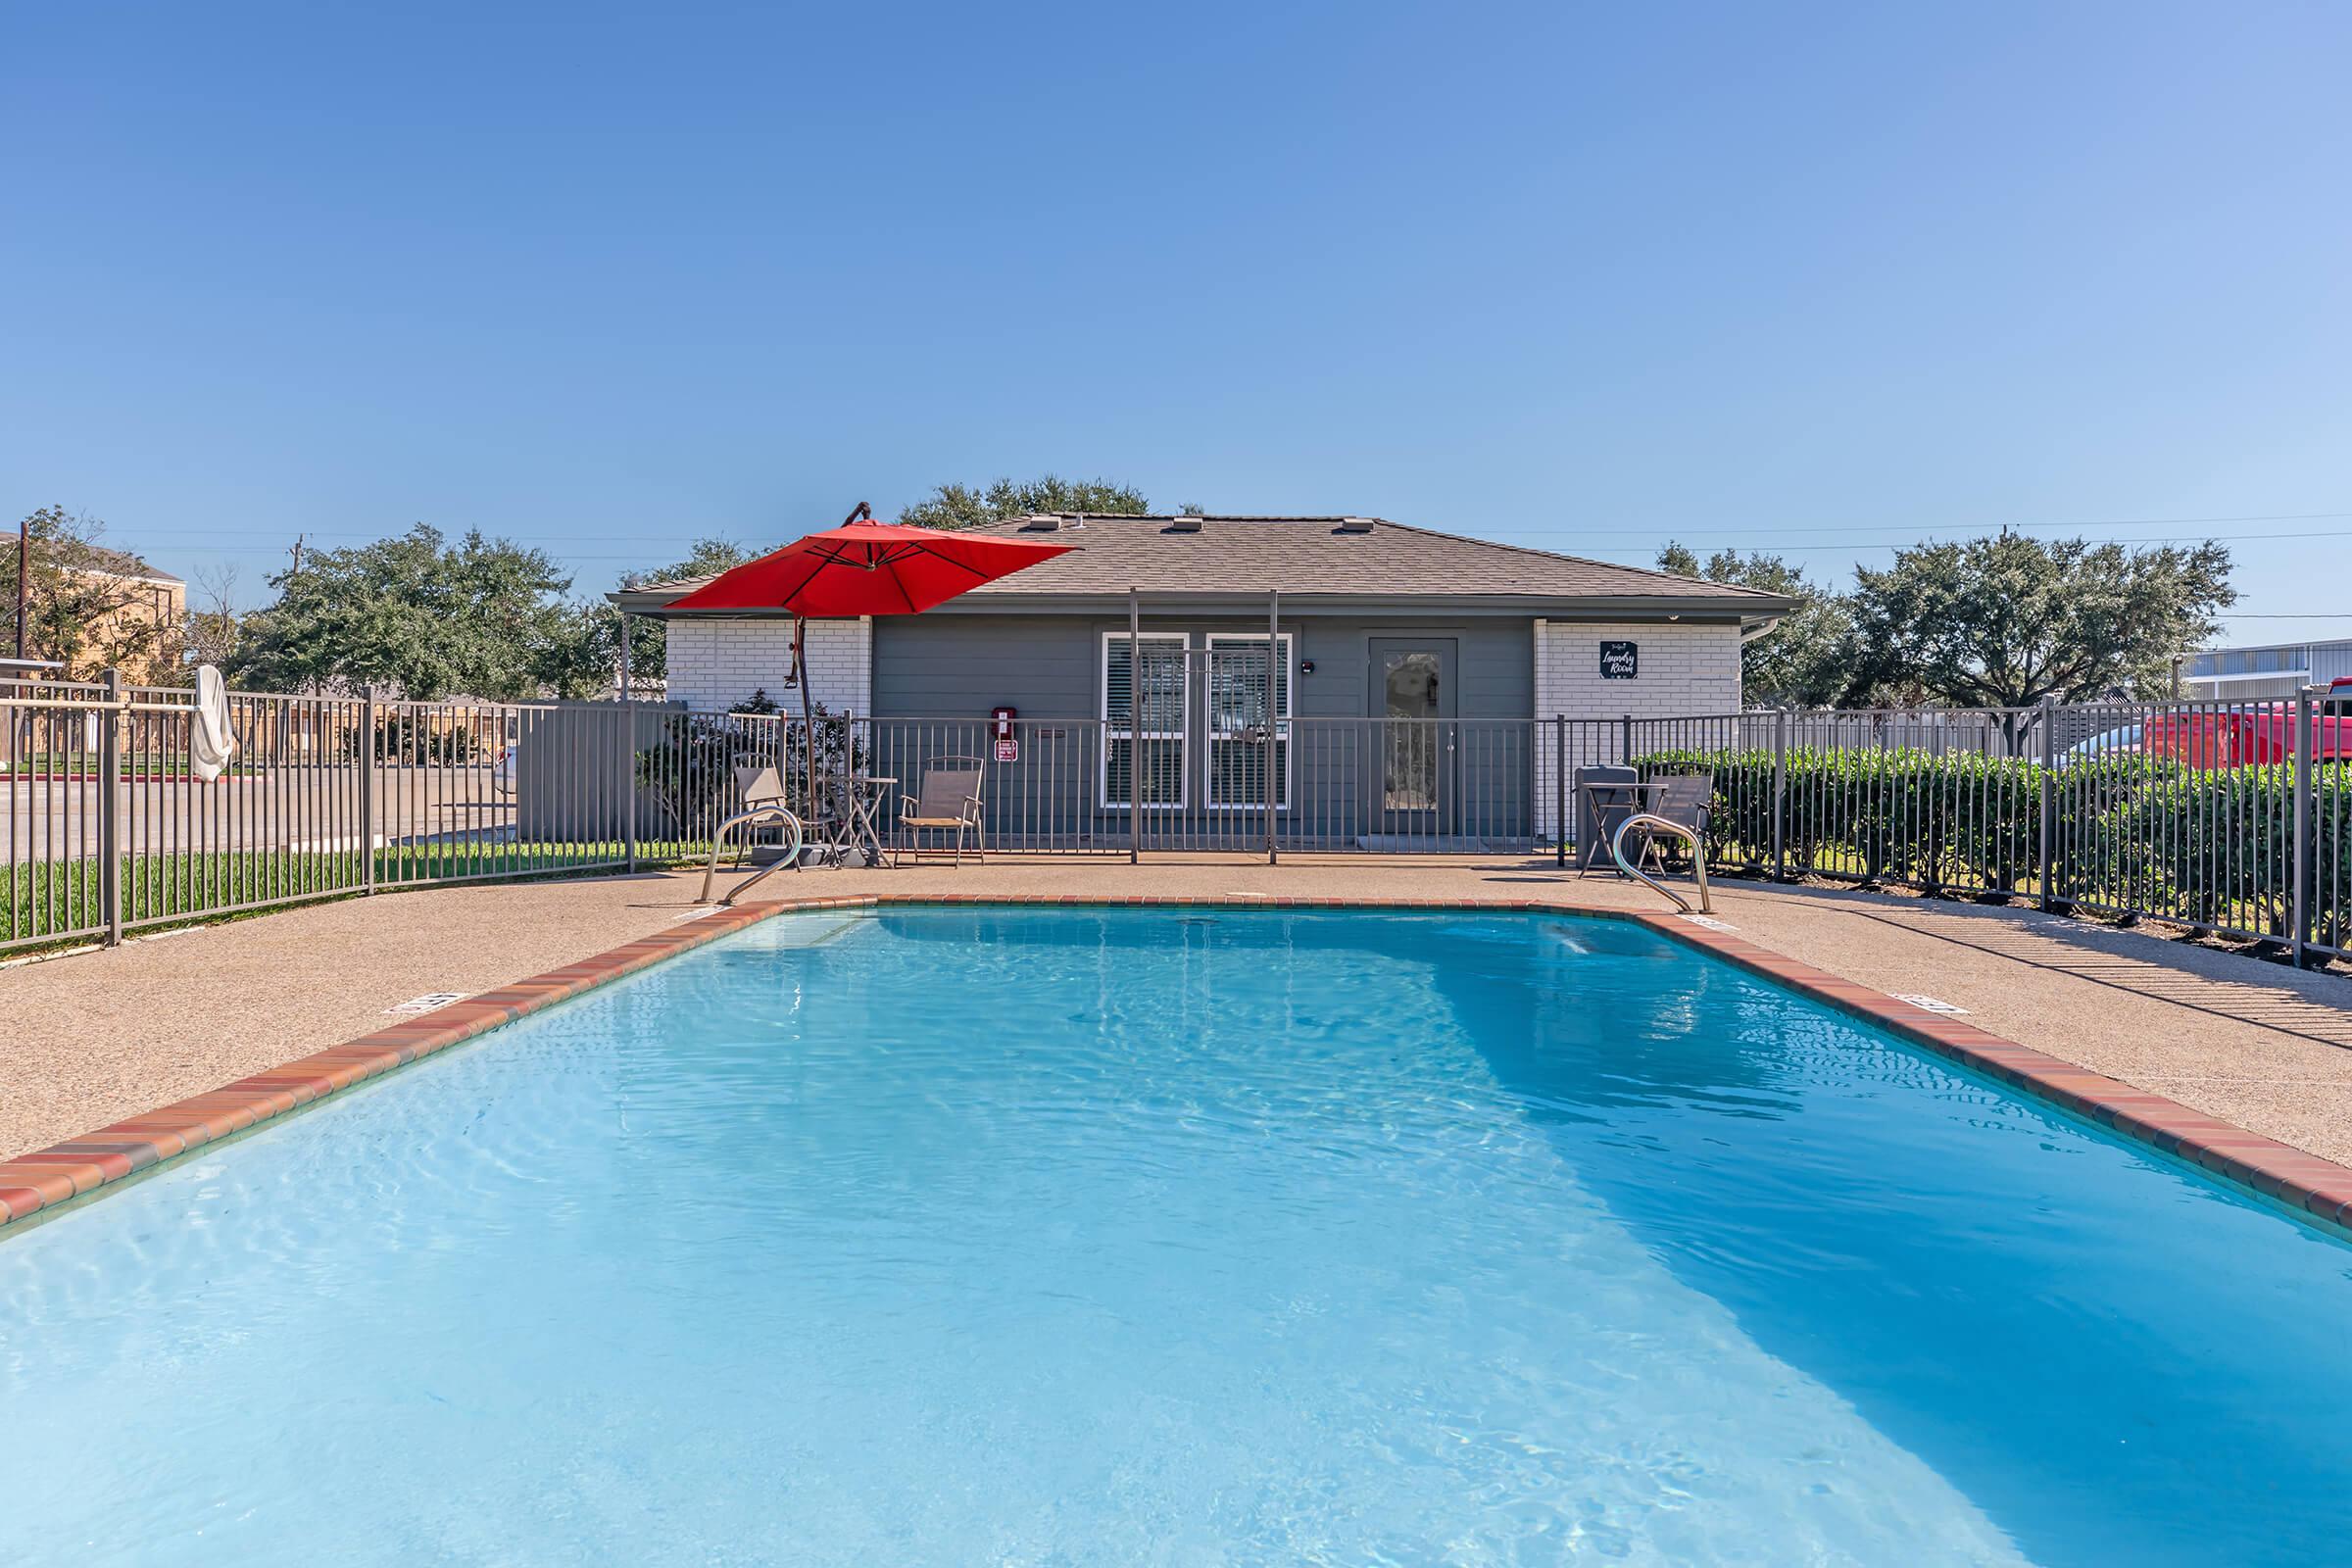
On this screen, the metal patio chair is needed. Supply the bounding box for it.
[1624,771,1713,877]
[894,755,987,866]
[699,764,808,904]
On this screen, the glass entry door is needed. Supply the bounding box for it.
[1366,638,1456,835]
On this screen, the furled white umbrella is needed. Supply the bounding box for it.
[190,663,239,783]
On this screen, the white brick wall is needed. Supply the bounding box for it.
[1532,619,1742,837]
[663,617,872,714]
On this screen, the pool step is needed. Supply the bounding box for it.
[757,911,870,948]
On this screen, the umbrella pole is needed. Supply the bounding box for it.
[796,614,818,827]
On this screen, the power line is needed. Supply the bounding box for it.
[1599,510,2352,540]
[1537,527,2306,558]
[1499,528,2352,556]
[156,525,2352,562]
[143,506,2352,550]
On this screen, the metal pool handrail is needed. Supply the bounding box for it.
[1610,811,1712,914]
[699,805,807,905]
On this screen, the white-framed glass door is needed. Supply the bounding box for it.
[1205,634,1291,809]
[1367,637,1456,833]
[1101,632,1188,808]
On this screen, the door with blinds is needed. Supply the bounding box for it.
[1205,634,1290,814]
[1102,633,1187,822]
[1102,631,1292,851]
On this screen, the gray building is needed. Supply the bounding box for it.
[611,514,1794,848]
[2179,637,2352,701]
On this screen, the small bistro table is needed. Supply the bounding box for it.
[798,772,899,867]
[1576,778,1671,873]
[832,773,898,867]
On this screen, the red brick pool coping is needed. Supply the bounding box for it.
[6,893,2351,1240]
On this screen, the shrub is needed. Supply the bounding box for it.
[1638,746,2045,892]
[342,711,484,764]
[634,705,866,840]
[1635,745,2352,941]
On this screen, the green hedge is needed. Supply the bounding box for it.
[1635,746,2352,946]
[2080,762,2350,946]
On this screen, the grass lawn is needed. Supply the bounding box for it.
[0,838,722,950]
[5,752,263,777]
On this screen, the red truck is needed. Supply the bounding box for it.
[2140,697,2352,767]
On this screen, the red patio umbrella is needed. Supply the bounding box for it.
[668,504,1076,621]
[663,503,1077,823]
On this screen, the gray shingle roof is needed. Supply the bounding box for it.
[618,514,1793,614]
[79,545,182,585]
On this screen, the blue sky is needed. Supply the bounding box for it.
[6,2,2349,646]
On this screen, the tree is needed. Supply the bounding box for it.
[149,564,247,684]
[529,601,622,700]
[899,475,1151,530]
[3,506,177,679]
[228,524,579,700]
[1845,531,2233,710]
[1656,543,1856,707]
[610,536,764,690]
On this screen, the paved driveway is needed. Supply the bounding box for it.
[1,765,514,857]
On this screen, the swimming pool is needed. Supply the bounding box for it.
[4,906,2349,1565]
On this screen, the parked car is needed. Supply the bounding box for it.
[2060,724,2142,766]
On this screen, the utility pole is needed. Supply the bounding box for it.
[14,513,26,659]
[288,533,306,577]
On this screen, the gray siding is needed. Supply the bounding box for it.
[874,614,1097,719]
[870,613,1539,848]
[873,613,1532,721]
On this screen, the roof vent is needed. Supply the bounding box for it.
[1168,514,1204,533]
[1016,514,1062,531]
[1337,516,1376,533]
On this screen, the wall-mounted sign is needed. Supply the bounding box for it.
[1599,640,1639,679]
[995,735,1019,763]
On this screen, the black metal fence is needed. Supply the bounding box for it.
[1628,695,2350,964]
[851,716,1590,856]
[6,675,2346,965]
[0,678,658,952]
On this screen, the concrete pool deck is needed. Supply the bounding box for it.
[7,857,2352,1174]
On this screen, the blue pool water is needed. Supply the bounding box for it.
[4,907,2351,1566]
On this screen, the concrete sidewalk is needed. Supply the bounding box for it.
[7,856,2350,1165]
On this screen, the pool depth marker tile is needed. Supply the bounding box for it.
[385,992,470,1016]
[8,890,2352,1242]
